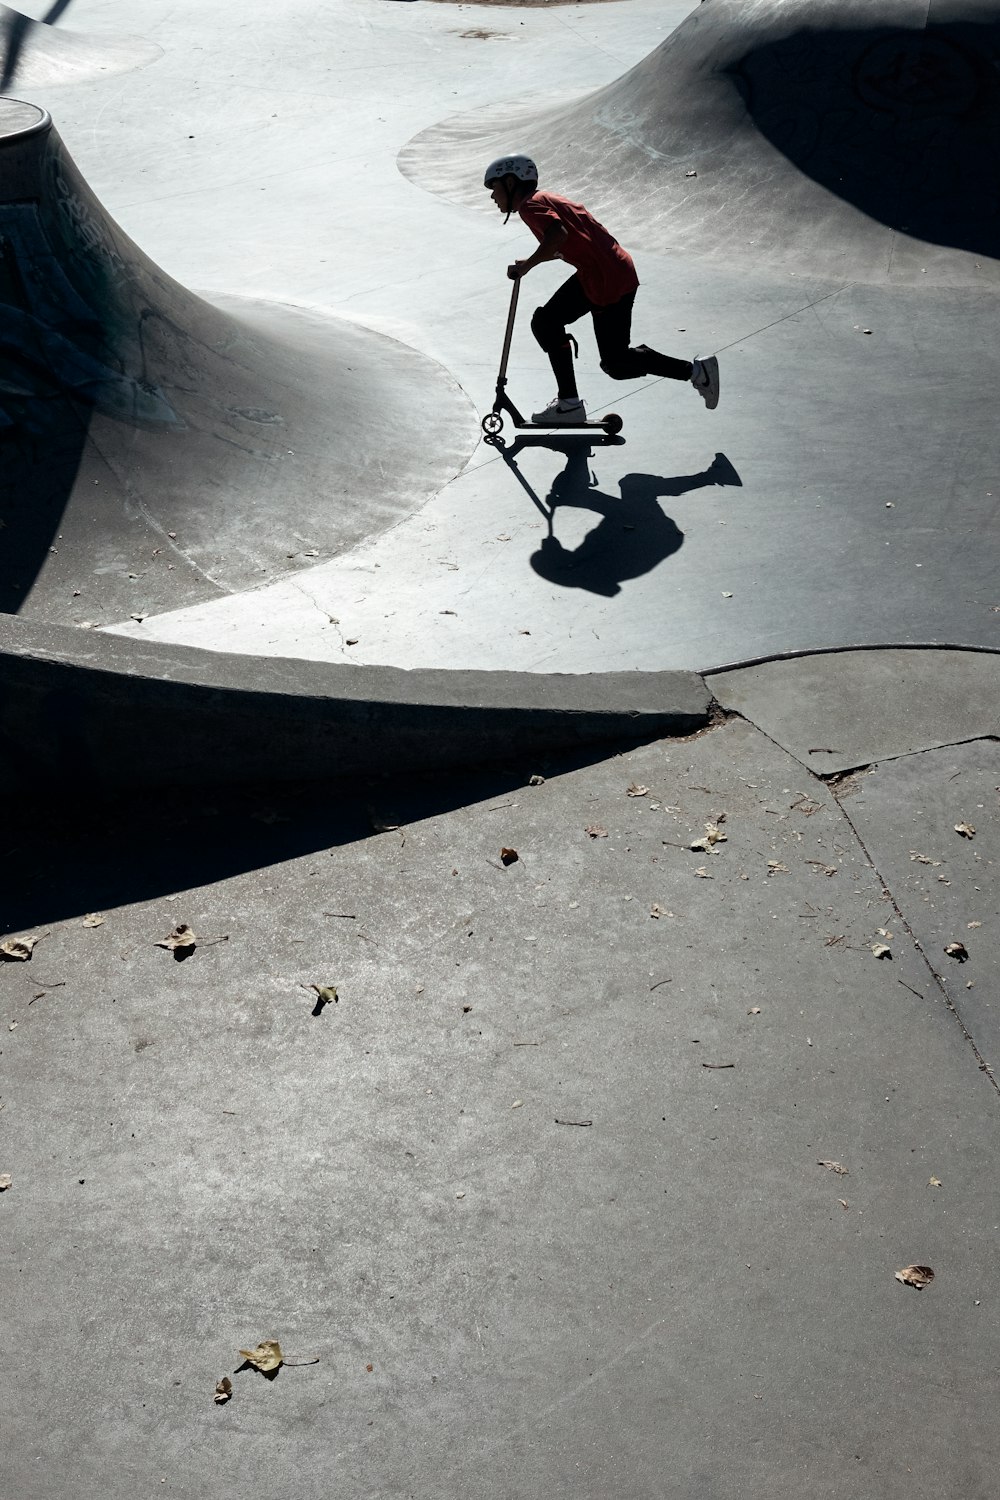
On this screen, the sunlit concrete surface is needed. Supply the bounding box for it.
[3,0,994,671]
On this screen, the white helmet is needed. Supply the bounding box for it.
[483,153,538,187]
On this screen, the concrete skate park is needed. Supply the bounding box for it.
[1,2,999,1496]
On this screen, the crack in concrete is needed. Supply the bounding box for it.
[290,578,348,654]
[729,711,999,1096]
[832,785,999,1099]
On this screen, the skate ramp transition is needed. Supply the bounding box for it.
[0,4,161,90]
[399,0,1000,285]
[0,100,476,626]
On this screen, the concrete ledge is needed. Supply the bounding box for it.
[0,617,713,790]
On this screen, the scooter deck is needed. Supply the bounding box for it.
[526,418,620,432]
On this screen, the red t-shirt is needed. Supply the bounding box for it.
[518,191,639,307]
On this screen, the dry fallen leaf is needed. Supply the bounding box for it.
[954,822,976,839]
[82,914,105,928]
[818,1160,849,1175]
[838,1199,849,1210]
[910,852,941,865]
[748,1007,761,1015]
[528,774,545,786]
[155,924,197,953]
[690,823,727,853]
[967,921,982,930]
[895,1264,934,1289]
[239,1339,283,1373]
[767,861,788,875]
[0,1174,12,1190]
[944,941,969,962]
[693,866,713,879]
[626,783,649,797]
[214,1377,233,1404]
[871,943,892,959]
[585,825,608,839]
[309,984,338,1014]
[929,1176,942,1188]
[500,847,519,865]
[0,934,45,962]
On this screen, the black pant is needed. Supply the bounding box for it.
[530,276,692,395]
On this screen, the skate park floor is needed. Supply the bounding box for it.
[1,2,999,1497]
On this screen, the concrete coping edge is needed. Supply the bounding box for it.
[0,616,714,789]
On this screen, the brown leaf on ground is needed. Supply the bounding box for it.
[500,847,519,865]
[585,825,608,839]
[910,852,941,865]
[528,774,545,786]
[818,1160,849,1175]
[944,941,969,962]
[838,1199,849,1210]
[214,1377,233,1404]
[929,1176,942,1188]
[954,822,976,839]
[690,823,728,853]
[0,934,45,961]
[871,942,892,959]
[239,1339,283,1372]
[748,1007,761,1015]
[967,921,982,929]
[0,1174,12,1190]
[692,866,713,879]
[155,924,197,953]
[626,783,649,797]
[767,861,788,875]
[895,1264,934,1289]
[82,914,105,928]
[309,984,338,1015]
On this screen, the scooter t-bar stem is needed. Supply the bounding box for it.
[497,276,520,387]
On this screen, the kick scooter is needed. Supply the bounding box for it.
[481,278,623,447]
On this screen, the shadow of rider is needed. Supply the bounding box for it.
[530,445,740,597]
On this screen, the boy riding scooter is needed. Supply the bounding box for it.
[484,153,719,425]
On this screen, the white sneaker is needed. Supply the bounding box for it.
[531,395,587,425]
[691,355,720,410]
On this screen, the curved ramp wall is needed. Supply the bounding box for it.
[0,3,162,89]
[400,0,1000,285]
[0,101,476,626]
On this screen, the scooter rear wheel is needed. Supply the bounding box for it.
[602,413,623,435]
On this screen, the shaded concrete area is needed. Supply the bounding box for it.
[1,682,997,1500]
[0,103,476,625]
[710,648,1000,773]
[843,736,999,1063]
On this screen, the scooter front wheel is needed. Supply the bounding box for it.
[482,411,504,437]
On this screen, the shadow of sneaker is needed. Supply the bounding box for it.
[707,451,742,487]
